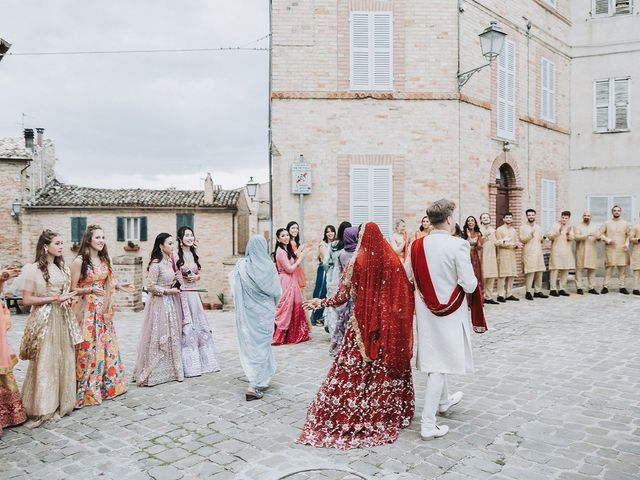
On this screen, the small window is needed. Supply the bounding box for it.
[541,179,557,234]
[541,58,556,123]
[593,0,633,16]
[350,11,393,91]
[593,77,630,133]
[117,216,148,242]
[350,165,393,236]
[176,213,194,232]
[71,217,87,243]
[588,195,634,224]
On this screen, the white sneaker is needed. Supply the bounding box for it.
[420,424,450,440]
[438,391,463,414]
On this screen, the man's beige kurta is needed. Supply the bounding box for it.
[630,224,640,270]
[599,219,630,267]
[547,222,575,270]
[480,225,498,278]
[495,225,519,277]
[574,223,600,270]
[519,223,545,273]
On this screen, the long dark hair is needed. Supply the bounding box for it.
[274,227,296,260]
[323,225,336,244]
[78,224,112,278]
[148,233,173,270]
[419,216,429,232]
[332,221,352,251]
[462,216,481,240]
[286,221,301,247]
[176,226,201,271]
[35,229,65,284]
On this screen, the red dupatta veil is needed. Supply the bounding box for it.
[345,222,415,377]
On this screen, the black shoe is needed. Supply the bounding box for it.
[559,290,570,297]
[324,325,329,333]
[484,299,499,305]
[550,290,559,297]
[535,292,549,299]
[620,288,629,295]
[506,295,519,301]
[246,390,264,401]
[633,290,640,296]
[601,287,608,294]
[577,289,584,295]
[588,289,599,295]
[497,296,506,303]
[525,292,534,301]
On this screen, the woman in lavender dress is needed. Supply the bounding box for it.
[133,233,184,387]
[175,226,219,377]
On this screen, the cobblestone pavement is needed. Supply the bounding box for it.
[1,291,639,480]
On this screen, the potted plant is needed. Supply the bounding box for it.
[71,242,81,252]
[124,240,140,252]
[212,292,225,310]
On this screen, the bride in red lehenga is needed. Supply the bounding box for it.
[297,222,415,449]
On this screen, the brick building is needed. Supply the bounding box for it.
[270,0,573,290]
[1,132,251,309]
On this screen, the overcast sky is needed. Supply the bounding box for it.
[0,1,269,190]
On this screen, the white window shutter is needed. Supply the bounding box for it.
[541,179,556,233]
[350,166,371,227]
[594,0,610,14]
[614,78,630,130]
[548,61,556,122]
[372,13,392,90]
[372,166,393,236]
[350,13,370,90]
[594,80,610,132]
[497,40,516,139]
[615,0,632,15]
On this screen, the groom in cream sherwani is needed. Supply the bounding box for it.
[405,199,479,440]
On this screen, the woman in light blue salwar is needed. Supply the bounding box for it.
[230,235,282,402]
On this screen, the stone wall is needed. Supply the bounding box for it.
[112,255,143,311]
[0,159,28,266]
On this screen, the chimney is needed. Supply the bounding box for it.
[24,128,34,149]
[204,172,214,205]
[36,127,45,147]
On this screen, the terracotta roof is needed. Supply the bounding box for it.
[0,137,32,160]
[30,179,240,209]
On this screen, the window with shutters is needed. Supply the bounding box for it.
[176,213,194,232]
[349,165,393,236]
[587,195,634,223]
[592,0,633,16]
[117,216,148,242]
[593,77,630,132]
[497,39,516,140]
[541,58,556,123]
[350,11,393,91]
[71,217,87,243]
[541,179,556,234]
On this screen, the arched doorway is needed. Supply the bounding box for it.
[488,154,523,228]
[495,164,515,227]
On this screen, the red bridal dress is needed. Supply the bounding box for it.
[273,248,310,345]
[0,302,26,435]
[297,222,415,449]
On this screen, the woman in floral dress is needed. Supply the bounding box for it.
[18,230,81,427]
[0,265,27,435]
[71,225,133,408]
[272,228,311,345]
[134,233,184,386]
[298,222,415,449]
[175,226,219,377]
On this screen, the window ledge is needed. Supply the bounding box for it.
[594,129,631,134]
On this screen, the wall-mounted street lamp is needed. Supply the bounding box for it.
[245,177,270,205]
[11,200,22,222]
[457,21,507,88]
[0,38,11,63]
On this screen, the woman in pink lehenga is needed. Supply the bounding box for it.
[133,233,184,387]
[272,228,311,345]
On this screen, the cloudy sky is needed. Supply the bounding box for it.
[0,1,269,190]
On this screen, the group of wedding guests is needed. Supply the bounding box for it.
[0,225,219,436]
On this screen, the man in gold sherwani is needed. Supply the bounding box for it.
[599,205,630,294]
[574,211,601,295]
[480,213,499,305]
[495,212,522,302]
[519,209,548,301]
[546,211,575,296]
[629,216,640,295]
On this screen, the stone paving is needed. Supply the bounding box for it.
[1,291,639,480]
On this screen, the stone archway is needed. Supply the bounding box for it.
[488,153,523,227]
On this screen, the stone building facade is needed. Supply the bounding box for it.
[271,0,572,270]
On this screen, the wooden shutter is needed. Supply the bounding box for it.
[594,80,610,132]
[372,13,392,90]
[614,78,630,130]
[350,13,370,89]
[616,0,632,14]
[541,179,556,234]
[541,58,556,122]
[587,196,609,224]
[593,0,610,15]
[497,39,516,139]
[140,216,148,242]
[176,213,194,231]
[372,166,393,236]
[350,166,371,227]
[71,217,87,243]
[350,11,392,91]
[116,217,125,242]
